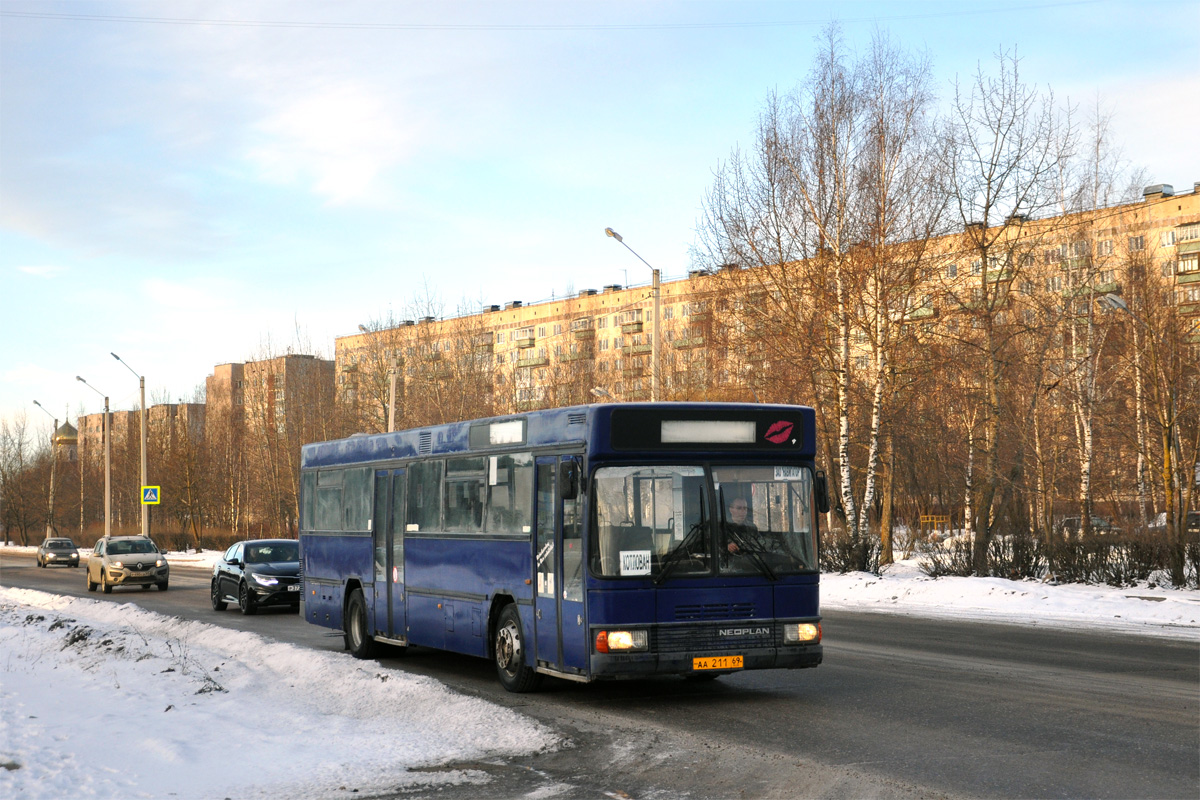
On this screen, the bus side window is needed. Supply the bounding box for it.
[486,453,533,534]
[300,472,316,532]
[445,457,486,533]
[316,469,344,532]
[407,460,443,532]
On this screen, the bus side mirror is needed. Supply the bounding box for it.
[815,470,830,514]
[559,461,581,500]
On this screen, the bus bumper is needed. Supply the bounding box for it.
[589,645,822,678]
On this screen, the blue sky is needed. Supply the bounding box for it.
[3,0,1198,436]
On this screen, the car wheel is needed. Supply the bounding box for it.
[238,582,257,615]
[211,579,228,611]
[101,571,112,594]
[494,604,541,693]
[157,581,169,591]
[344,589,375,659]
[86,567,97,592]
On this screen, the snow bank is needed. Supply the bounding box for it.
[0,588,558,799]
[822,558,1200,638]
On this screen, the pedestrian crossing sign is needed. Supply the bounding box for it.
[141,486,161,505]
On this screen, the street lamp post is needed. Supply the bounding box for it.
[32,400,57,538]
[76,377,111,539]
[112,353,149,537]
[605,227,661,402]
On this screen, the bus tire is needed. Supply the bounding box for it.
[494,604,541,693]
[345,588,376,659]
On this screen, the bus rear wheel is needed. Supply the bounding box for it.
[494,605,540,693]
[344,588,376,659]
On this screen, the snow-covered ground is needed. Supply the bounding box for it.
[1,546,1197,798]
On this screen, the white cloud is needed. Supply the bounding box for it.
[246,83,416,206]
[17,265,66,278]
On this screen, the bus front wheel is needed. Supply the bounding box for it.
[344,589,376,659]
[494,605,541,693]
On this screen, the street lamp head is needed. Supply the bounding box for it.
[358,324,368,333]
[604,227,623,243]
[76,376,84,383]
[110,352,119,360]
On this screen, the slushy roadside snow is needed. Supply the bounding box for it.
[2,547,1197,799]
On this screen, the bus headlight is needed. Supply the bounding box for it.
[595,630,649,653]
[783,623,821,644]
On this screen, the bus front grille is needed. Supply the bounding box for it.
[674,602,756,620]
[655,623,774,653]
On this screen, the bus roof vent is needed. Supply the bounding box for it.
[418,431,433,454]
[567,412,586,426]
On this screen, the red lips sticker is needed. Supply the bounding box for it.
[764,420,794,444]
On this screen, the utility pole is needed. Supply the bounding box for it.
[32,401,56,538]
[112,353,149,537]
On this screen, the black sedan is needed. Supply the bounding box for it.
[210,539,301,615]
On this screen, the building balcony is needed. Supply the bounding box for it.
[622,344,653,355]
[573,327,595,339]
[516,356,549,369]
[903,306,938,322]
[620,321,644,334]
[563,348,595,362]
[673,336,705,349]
[515,337,535,349]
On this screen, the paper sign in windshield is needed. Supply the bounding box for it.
[620,550,652,576]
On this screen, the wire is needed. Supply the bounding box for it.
[0,1,1110,33]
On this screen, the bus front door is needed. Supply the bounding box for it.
[534,456,587,675]
[372,469,407,641]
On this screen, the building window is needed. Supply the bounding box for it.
[1178,254,1199,274]
[1129,235,1145,252]
[971,259,983,275]
[1097,240,1113,257]
[947,263,958,278]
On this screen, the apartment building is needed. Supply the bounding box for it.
[334,183,1200,426]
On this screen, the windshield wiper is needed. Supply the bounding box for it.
[655,487,707,585]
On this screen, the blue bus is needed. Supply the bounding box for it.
[299,402,827,691]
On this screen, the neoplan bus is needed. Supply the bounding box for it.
[299,402,828,691]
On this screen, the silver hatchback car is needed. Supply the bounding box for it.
[86,536,169,593]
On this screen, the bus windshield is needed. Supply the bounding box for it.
[590,464,817,579]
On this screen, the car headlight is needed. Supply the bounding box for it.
[252,573,279,587]
[783,623,821,644]
[595,630,648,653]
[111,561,124,569]
[155,559,166,567]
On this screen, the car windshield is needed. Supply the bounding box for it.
[589,464,817,580]
[109,540,157,555]
[245,543,299,563]
[47,541,75,550]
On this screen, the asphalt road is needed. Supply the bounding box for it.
[3,551,1197,799]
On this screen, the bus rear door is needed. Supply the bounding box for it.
[372,469,407,640]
